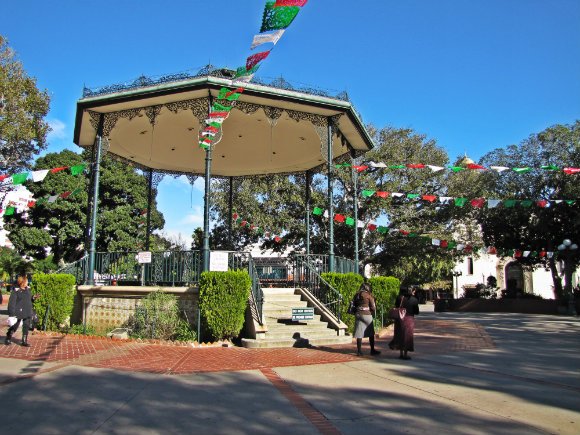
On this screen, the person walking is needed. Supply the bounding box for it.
[353,282,381,356]
[389,287,419,360]
[5,275,36,347]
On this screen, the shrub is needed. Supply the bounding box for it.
[199,270,251,341]
[125,289,191,341]
[31,273,76,331]
[321,272,364,332]
[66,324,97,335]
[369,276,400,325]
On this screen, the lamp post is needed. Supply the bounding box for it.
[452,270,462,299]
[557,239,578,316]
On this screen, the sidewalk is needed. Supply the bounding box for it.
[0,302,579,434]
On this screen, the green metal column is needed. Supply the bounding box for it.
[228,176,234,249]
[87,114,104,285]
[305,170,312,256]
[202,97,213,272]
[352,157,359,273]
[327,118,335,272]
[145,168,153,251]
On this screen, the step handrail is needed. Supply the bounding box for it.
[292,254,343,322]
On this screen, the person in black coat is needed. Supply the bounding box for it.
[5,275,37,347]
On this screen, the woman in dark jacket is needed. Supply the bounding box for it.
[5,275,35,347]
[353,282,381,356]
[389,287,419,360]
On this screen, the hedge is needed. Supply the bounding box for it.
[31,273,76,330]
[199,270,251,341]
[321,272,364,333]
[368,276,400,326]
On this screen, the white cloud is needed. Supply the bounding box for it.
[181,211,203,226]
[47,118,67,140]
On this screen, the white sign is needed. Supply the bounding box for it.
[210,251,229,272]
[137,251,152,264]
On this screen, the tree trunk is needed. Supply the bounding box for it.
[548,257,563,300]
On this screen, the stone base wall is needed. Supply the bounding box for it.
[76,286,198,334]
[435,298,565,314]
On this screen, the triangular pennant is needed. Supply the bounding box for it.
[367,223,377,231]
[345,217,355,226]
[12,172,29,185]
[520,200,533,208]
[470,198,486,208]
[368,161,387,168]
[427,165,444,172]
[274,0,308,6]
[376,191,389,198]
[48,195,59,203]
[246,50,271,70]
[513,167,531,173]
[312,207,323,215]
[563,167,580,175]
[487,199,501,208]
[31,169,49,182]
[260,1,301,33]
[334,213,345,223]
[422,195,437,202]
[70,164,86,176]
[449,166,465,172]
[407,193,420,199]
[4,206,15,216]
[212,102,233,112]
[361,190,376,198]
[406,163,425,169]
[250,29,286,50]
[536,200,549,208]
[50,167,68,174]
[234,64,260,79]
[454,198,468,207]
[541,165,560,171]
[388,165,405,169]
[503,199,517,208]
[377,226,389,234]
[490,166,510,172]
[467,163,486,170]
[60,191,72,199]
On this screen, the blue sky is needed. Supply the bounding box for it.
[3,0,580,246]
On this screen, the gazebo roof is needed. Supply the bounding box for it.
[73,67,374,177]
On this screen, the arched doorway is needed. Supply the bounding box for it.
[505,262,524,297]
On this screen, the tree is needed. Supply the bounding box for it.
[0,35,50,172]
[4,150,165,263]
[476,121,580,299]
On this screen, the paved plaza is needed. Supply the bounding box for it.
[0,302,579,434]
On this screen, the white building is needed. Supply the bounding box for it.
[453,252,578,300]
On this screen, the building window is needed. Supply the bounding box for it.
[467,257,474,275]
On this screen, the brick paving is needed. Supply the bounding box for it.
[0,317,494,376]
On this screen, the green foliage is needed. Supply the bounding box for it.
[32,255,58,273]
[368,276,400,312]
[477,121,580,299]
[199,270,251,341]
[125,289,193,341]
[0,246,24,281]
[321,272,364,332]
[4,150,165,263]
[0,35,51,172]
[66,323,97,335]
[31,273,76,331]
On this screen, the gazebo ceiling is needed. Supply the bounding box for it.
[74,74,374,177]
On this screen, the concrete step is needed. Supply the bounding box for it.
[264,314,323,323]
[263,300,307,309]
[241,335,352,349]
[261,329,339,340]
[265,318,328,329]
[262,288,297,296]
[262,293,301,302]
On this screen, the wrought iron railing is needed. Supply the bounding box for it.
[292,254,355,321]
[58,255,88,284]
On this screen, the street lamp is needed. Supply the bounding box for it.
[452,270,462,299]
[557,239,578,316]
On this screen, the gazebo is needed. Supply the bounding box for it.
[71,66,374,337]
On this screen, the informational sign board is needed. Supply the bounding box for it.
[292,307,314,321]
[137,251,152,264]
[210,251,229,272]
